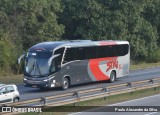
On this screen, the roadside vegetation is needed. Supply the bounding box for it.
[130,61,160,70]
[1,0,160,77]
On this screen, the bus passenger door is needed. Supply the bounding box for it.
[74,47,89,84]
[62,48,77,84]
[74,60,89,84]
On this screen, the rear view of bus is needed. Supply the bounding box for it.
[18,40,130,90]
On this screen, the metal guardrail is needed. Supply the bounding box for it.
[1,77,160,115]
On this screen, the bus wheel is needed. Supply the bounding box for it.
[109,71,116,83]
[62,77,69,90]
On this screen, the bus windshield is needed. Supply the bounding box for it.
[25,51,52,77]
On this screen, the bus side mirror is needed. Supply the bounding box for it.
[18,54,26,64]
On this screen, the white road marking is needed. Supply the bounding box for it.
[145,112,158,115]
[108,94,160,106]
[69,112,83,115]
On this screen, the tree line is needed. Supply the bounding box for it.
[0,0,160,75]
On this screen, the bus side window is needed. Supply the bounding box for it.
[75,47,86,60]
[107,45,116,57]
[116,44,129,56]
[50,58,59,73]
[64,48,76,63]
[86,47,97,59]
[123,44,129,55]
[97,46,106,58]
[116,45,123,56]
[54,48,65,65]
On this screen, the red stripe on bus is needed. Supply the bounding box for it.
[89,57,118,81]
[99,41,117,46]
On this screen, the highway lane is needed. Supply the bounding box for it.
[17,67,160,101]
[71,94,160,115]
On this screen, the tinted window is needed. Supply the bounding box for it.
[116,45,123,56]
[6,86,15,93]
[54,48,65,64]
[75,47,86,60]
[123,44,129,55]
[116,44,129,56]
[54,48,64,55]
[64,48,76,63]
[107,45,116,57]
[86,47,97,59]
[97,46,106,58]
[63,44,129,63]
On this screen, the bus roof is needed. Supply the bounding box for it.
[28,40,129,51]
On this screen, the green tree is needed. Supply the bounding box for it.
[0,0,64,49]
[0,39,20,75]
[61,0,158,60]
[0,0,64,75]
[143,0,160,45]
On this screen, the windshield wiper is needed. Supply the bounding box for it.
[28,60,42,76]
[28,60,36,75]
[35,60,42,76]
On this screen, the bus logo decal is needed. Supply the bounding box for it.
[106,59,119,72]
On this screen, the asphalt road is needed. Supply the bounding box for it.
[17,67,160,101]
[70,94,160,115]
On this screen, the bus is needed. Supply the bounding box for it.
[18,40,130,90]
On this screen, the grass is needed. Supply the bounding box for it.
[0,74,23,84]
[0,62,160,84]
[20,87,160,115]
[130,61,160,70]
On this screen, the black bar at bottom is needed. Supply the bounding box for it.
[0,106,160,112]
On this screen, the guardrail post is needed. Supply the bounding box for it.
[149,79,154,84]
[154,87,157,91]
[149,79,157,90]
[127,82,133,95]
[102,87,108,100]
[73,92,79,107]
[127,82,132,87]
[40,97,47,107]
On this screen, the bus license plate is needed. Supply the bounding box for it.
[32,85,37,88]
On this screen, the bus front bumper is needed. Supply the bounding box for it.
[24,79,57,88]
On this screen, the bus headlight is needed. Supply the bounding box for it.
[43,79,48,82]
[43,76,55,82]
[24,78,27,81]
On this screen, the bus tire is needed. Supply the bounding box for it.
[109,71,116,83]
[62,77,69,90]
